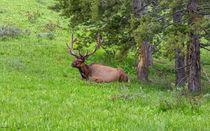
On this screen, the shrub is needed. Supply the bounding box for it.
[44,21,56,31]
[25,10,41,23]
[0,25,30,40]
[48,3,61,12]
[35,0,46,5]
[158,85,201,112]
[0,9,8,13]
[36,32,55,40]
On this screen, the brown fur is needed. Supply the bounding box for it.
[71,59,128,83]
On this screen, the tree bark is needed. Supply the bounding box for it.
[132,0,147,17]
[187,0,201,92]
[175,48,186,86]
[173,8,186,86]
[133,0,153,82]
[137,41,153,82]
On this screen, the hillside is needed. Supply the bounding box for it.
[0,0,209,130]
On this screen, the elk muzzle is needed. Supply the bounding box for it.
[71,63,75,67]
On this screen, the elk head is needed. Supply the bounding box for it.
[66,33,105,69]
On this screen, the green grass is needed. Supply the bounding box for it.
[0,0,210,130]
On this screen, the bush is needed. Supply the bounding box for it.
[0,9,8,13]
[35,0,46,5]
[48,3,61,12]
[158,85,201,113]
[36,32,55,40]
[0,25,30,40]
[25,10,41,23]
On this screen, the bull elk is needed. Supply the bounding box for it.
[66,33,128,83]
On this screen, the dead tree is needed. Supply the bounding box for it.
[137,41,153,82]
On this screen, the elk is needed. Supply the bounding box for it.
[66,33,128,83]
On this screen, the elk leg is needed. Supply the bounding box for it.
[92,77,103,83]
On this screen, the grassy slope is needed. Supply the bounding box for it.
[0,0,209,130]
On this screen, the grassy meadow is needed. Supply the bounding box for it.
[0,0,209,130]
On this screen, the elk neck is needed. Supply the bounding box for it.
[78,63,91,80]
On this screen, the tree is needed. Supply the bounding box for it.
[52,0,136,58]
[187,0,201,92]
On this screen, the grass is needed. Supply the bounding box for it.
[0,0,210,130]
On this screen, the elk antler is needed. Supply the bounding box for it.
[83,34,105,60]
[66,33,105,60]
[66,33,81,59]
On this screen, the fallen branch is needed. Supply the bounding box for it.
[202,69,210,83]
[176,76,187,87]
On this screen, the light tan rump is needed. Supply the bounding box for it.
[89,64,128,82]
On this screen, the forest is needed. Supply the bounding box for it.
[0,0,209,130]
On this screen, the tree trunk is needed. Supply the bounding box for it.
[175,48,186,86]
[173,8,186,86]
[187,0,201,92]
[137,41,153,82]
[133,0,153,82]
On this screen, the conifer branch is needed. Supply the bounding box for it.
[200,43,210,46]
[200,46,210,51]
[85,22,106,29]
